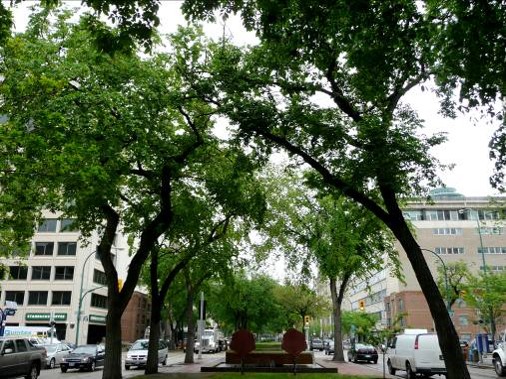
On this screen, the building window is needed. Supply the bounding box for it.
[54,266,74,280]
[57,242,77,256]
[459,315,469,326]
[59,219,78,232]
[52,291,72,305]
[398,299,404,311]
[91,293,107,309]
[93,269,107,285]
[426,210,460,221]
[8,266,28,280]
[34,242,54,256]
[37,219,57,232]
[31,266,51,280]
[435,247,464,255]
[433,228,463,235]
[478,227,504,235]
[5,291,25,306]
[28,291,48,305]
[488,265,506,272]
[478,247,506,254]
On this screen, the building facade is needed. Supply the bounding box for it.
[347,188,506,341]
[0,211,145,344]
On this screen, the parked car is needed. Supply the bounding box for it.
[60,344,105,372]
[347,343,378,364]
[125,339,168,370]
[386,332,446,378]
[0,336,46,379]
[309,338,324,351]
[324,340,335,355]
[43,343,72,369]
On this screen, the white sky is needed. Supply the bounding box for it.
[8,1,502,197]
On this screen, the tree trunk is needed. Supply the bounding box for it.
[383,188,471,379]
[103,298,123,379]
[145,297,161,374]
[329,278,345,362]
[184,290,196,363]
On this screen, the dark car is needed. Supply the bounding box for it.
[60,344,105,372]
[347,343,378,364]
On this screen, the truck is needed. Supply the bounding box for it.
[194,328,225,353]
[0,336,46,379]
[493,330,506,377]
[3,326,58,346]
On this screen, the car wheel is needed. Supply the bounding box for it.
[25,363,38,379]
[353,354,358,363]
[89,360,96,371]
[406,362,414,379]
[162,355,167,365]
[49,358,56,369]
[495,357,506,377]
[61,366,67,373]
[372,359,377,364]
[125,365,130,370]
[387,359,396,375]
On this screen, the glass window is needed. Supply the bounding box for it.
[8,266,28,280]
[15,339,27,352]
[1,340,14,354]
[91,293,107,309]
[93,269,107,285]
[28,291,48,305]
[57,242,77,256]
[31,266,51,280]
[59,219,78,232]
[34,242,54,256]
[54,266,74,280]
[5,291,25,306]
[52,291,72,306]
[459,315,469,326]
[37,219,57,232]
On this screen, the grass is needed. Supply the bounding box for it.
[132,374,378,379]
[253,342,283,351]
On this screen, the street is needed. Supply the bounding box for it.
[38,349,498,379]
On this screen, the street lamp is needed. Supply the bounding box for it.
[75,250,96,345]
[459,207,497,345]
[420,248,451,312]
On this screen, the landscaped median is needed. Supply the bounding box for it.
[131,373,384,379]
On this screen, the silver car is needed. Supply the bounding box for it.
[125,339,168,370]
[44,343,72,369]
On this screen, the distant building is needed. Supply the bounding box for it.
[0,211,149,344]
[121,291,151,342]
[346,188,506,341]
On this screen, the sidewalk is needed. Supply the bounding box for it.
[315,356,395,378]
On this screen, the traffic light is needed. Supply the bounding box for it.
[359,300,365,311]
[304,315,310,324]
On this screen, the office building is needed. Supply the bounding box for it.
[347,188,506,341]
[0,211,145,344]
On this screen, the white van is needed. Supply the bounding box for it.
[386,333,447,378]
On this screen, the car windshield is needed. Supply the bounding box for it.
[131,341,149,350]
[72,346,96,354]
[356,344,374,349]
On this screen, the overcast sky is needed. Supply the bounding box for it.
[8,1,502,197]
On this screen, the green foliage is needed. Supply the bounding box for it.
[435,260,472,309]
[207,272,284,334]
[462,271,506,331]
[341,311,379,344]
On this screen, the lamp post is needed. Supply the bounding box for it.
[460,207,496,346]
[420,248,451,312]
[75,250,96,345]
